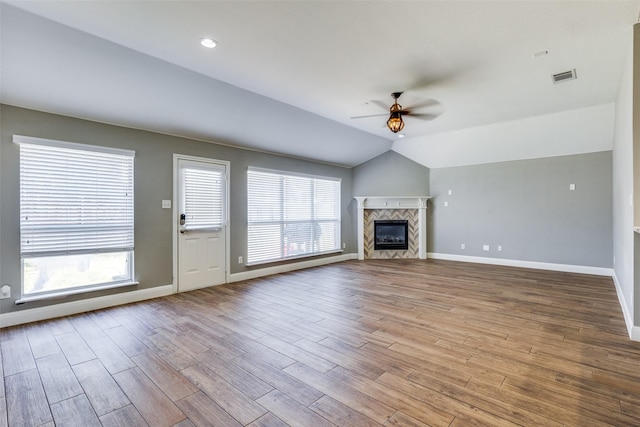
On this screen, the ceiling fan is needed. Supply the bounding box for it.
[351,92,440,133]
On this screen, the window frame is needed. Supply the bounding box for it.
[15,134,137,302]
[247,167,342,266]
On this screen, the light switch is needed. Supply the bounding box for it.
[569,184,575,191]
[162,200,172,209]
[448,189,452,195]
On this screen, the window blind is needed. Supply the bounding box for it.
[247,168,340,265]
[17,135,135,257]
[181,165,225,230]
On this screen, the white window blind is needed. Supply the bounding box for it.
[180,163,225,231]
[17,135,134,257]
[247,168,341,265]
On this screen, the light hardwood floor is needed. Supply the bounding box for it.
[1,259,640,426]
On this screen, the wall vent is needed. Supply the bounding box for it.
[551,69,577,84]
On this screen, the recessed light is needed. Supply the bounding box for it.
[200,38,217,48]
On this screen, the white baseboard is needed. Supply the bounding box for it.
[428,252,613,277]
[611,271,640,341]
[229,253,358,283]
[0,285,174,329]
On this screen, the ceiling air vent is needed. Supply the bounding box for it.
[551,69,577,84]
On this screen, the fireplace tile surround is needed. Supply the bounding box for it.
[355,196,430,260]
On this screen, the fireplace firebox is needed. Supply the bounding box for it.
[374,220,409,250]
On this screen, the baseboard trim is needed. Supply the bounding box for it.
[0,285,174,329]
[427,252,613,277]
[229,253,358,283]
[611,270,636,340]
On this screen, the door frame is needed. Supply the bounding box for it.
[172,153,230,293]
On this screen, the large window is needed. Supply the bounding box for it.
[247,168,341,265]
[16,135,135,297]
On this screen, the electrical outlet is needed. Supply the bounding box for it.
[448,189,452,195]
[498,245,502,252]
[460,243,465,250]
[482,244,490,251]
[342,243,346,249]
[238,256,243,264]
[0,285,11,299]
[444,201,449,207]
[569,183,575,191]
[161,200,171,209]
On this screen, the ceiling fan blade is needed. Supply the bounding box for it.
[404,99,441,111]
[368,100,390,110]
[350,113,389,119]
[403,113,440,121]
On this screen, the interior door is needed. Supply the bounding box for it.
[177,158,227,292]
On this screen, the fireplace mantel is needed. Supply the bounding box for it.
[354,196,430,260]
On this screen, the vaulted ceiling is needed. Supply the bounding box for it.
[2,1,639,168]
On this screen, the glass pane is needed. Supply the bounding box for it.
[247,171,282,222]
[311,221,338,252]
[284,222,314,256]
[183,167,223,229]
[283,176,312,220]
[23,252,132,295]
[247,224,283,264]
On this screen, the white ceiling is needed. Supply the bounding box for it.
[1,1,639,168]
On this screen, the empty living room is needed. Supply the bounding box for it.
[2,1,640,426]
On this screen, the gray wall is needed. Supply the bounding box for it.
[613,25,635,324]
[634,23,640,324]
[0,105,355,314]
[352,150,429,197]
[429,152,613,267]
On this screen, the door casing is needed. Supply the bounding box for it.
[172,154,230,293]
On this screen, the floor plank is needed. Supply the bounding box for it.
[256,389,334,427]
[36,353,83,404]
[99,404,149,427]
[175,391,242,427]
[50,394,101,427]
[131,352,198,401]
[5,369,52,426]
[55,331,97,366]
[1,338,36,377]
[72,359,130,416]
[180,364,267,425]
[113,367,185,427]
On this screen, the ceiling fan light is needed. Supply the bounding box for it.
[387,113,404,133]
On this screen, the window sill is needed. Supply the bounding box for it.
[15,281,139,305]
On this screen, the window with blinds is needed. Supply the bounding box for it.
[247,167,341,265]
[16,135,135,296]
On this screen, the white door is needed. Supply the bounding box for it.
[177,157,228,292]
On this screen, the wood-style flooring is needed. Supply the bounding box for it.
[1,259,640,426]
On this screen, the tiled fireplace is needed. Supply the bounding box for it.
[354,196,430,260]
